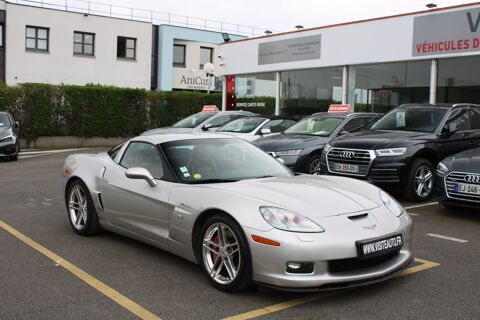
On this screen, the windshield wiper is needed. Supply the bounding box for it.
[189,179,239,184]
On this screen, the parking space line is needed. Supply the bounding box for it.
[0,219,161,320]
[426,233,469,243]
[404,202,439,210]
[223,258,440,320]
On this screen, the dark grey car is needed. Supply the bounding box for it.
[0,112,20,161]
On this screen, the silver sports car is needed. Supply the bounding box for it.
[63,133,413,292]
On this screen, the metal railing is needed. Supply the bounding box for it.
[9,0,278,37]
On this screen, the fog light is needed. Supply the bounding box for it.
[286,262,314,274]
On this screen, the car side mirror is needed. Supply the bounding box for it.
[202,123,213,131]
[444,122,459,137]
[338,130,350,136]
[15,121,20,129]
[260,128,272,135]
[125,167,158,187]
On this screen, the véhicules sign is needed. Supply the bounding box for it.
[412,7,480,56]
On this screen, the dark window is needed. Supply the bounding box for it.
[342,118,368,133]
[262,119,296,133]
[26,26,49,51]
[120,142,164,179]
[200,46,213,69]
[470,108,480,130]
[445,109,471,131]
[73,31,94,56]
[117,36,136,60]
[0,24,4,47]
[108,143,124,160]
[173,44,186,67]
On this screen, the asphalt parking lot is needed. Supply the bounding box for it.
[1,149,479,320]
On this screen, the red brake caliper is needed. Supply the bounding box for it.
[211,234,220,262]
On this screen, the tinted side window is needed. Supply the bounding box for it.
[262,119,296,133]
[469,108,480,130]
[120,142,164,179]
[445,109,471,131]
[108,143,124,160]
[342,118,366,133]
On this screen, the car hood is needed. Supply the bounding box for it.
[253,134,330,152]
[444,147,480,173]
[0,127,13,138]
[332,130,431,149]
[207,175,381,218]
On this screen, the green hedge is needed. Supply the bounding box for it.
[0,84,256,141]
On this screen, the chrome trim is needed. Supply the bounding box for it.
[326,147,376,177]
[444,171,480,204]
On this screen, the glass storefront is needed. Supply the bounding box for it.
[437,56,480,104]
[280,67,343,115]
[234,73,276,114]
[348,61,430,113]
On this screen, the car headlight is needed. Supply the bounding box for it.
[324,143,333,153]
[0,135,15,143]
[436,162,449,175]
[275,149,303,156]
[380,191,404,217]
[260,206,325,233]
[375,147,407,157]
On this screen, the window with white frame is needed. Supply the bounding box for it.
[117,36,136,60]
[26,26,49,51]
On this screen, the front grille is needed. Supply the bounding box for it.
[445,171,480,203]
[326,148,373,176]
[329,250,400,274]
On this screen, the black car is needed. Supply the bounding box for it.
[0,112,20,161]
[320,103,480,202]
[253,112,381,174]
[435,147,480,209]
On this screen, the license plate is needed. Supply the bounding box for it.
[333,163,359,173]
[356,234,403,259]
[455,183,480,195]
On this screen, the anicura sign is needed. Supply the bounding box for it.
[172,69,222,91]
[412,7,480,56]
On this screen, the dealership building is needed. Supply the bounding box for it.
[219,2,480,114]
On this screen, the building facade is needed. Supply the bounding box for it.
[219,3,480,114]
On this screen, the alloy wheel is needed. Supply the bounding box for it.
[202,222,241,285]
[308,158,321,174]
[68,185,88,230]
[414,164,433,198]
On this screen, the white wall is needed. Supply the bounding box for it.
[6,3,152,89]
[219,5,480,76]
[172,40,221,91]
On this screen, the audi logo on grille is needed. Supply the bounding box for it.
[465,174,480,184]
[340,151,355,158]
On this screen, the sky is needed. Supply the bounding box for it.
[101,0,473,34]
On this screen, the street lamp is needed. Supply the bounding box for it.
[203,62,215,94]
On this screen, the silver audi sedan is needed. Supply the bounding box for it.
[63,133,413,292]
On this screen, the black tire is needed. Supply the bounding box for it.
[65,180,102,236]
[304,153,322,174]
[198,213,252,292]
[403,158,434,203]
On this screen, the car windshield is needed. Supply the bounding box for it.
[218,117,266,133]
[283,116,343,136]
[172,112,216,128]
[0,114,11,128]
[161,138,292,184]
[370,107,448,133]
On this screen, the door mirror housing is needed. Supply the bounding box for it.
[443,122,459,137]
[202,123,214,131]
[338,130,350,136]
[125,167,158,187]
[15,121,20,129]
[260,128,272,135]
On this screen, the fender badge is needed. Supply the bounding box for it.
[362,224,377,230]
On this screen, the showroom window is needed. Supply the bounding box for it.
[25,26,49,52]
[117,36,136,60]
[437,56,480,104]
[0,24,3,48]
[347,61,430,113]
[235,73,276,112]
[280,67,343,114]
[199,46,213,69]
[73,31,94,56]
[173,44,186,67]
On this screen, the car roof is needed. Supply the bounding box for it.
[309,112,382,118]
[132,133,237,145]
[397,103,480,109]
[205,110,259,116]
[234,115,300,121]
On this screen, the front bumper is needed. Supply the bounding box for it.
[243,209,413,290]
[434,172,480,210]
[0,142,18,157]
[320,152,409,186]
